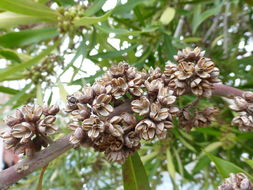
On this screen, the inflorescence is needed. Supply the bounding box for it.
[1,47,243,164]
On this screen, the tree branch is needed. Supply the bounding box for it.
[0,84,247,189]
[0,134,72,190]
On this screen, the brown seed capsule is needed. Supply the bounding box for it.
[158,87,176,105]
[195,57,214,79]
[131,96,150,116]
[135,119,156,141]
[175,62,195,80]
[124,131,140,149]
[22,105,43,122]
[150,102,169,122]
[156,121,173,139]
[92,83,106,95]
[109,77,128,99]
[232,113,253,132]
[38,115,58,135]
[109,63,125,77]
[12,122,34,144]
[82,115,105,139]
[43,105,60,116]
[144,78,164,93]
[105,149,127,164]
[243,92,253,103]
[93,94,113,117]
[218,173,253,190]
[108,116,124,137]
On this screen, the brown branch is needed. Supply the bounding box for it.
[212,84,245,98]
[0,84,247,189]
[0,134,72,190]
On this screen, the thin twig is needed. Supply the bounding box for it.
[173,4,192,38]
[203,14,220,42]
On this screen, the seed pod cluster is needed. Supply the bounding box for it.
[67,63,148,163]
[218,173,253,190]
[164,47,220,97]
[230,92,253,132]
[67,54,220,163]
[0,105,59,157]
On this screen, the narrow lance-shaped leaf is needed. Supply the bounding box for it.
[0,27,59,48]
[0,48,21,63]
[36,83,43,105]
[122,152,151,190]
[0,40,60,81]
[84,0,107,16]
[0,0,58,21]
[206,152,253,181]
[0,86,20,95]
[166,148,176,180]
[0,12,43,29]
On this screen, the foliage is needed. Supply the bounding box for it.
[0,0,252,189]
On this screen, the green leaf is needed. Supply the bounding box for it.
[243,158,253,169]
[95,25,159,36]
[159,7,175,25]
[58,82,68,103]
[122,152,151,190]
[70,70,104,85]
[0,0,58,21]
[206,152,253,180]
[0,40,60,81]
[89,44,138,59]
[2,83,32,107]
[53,0,75,6]
[0,86,20,95]
[0,48,21,62]
[199,141,222,157]
[84,0,107,16]
[113,0,144,14]
[192,3,222,34]
[166,148,175,180]
[0,27,59,48]
[0,11,43,29]
[36,83,43,105]
[73,10,112,26]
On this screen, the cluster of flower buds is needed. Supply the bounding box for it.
[0,105,59,157]
[179,106,219,131]
[218,173,253,190]
[57,5,85,35]
[230,92,253,132]
[164,47,220,97]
